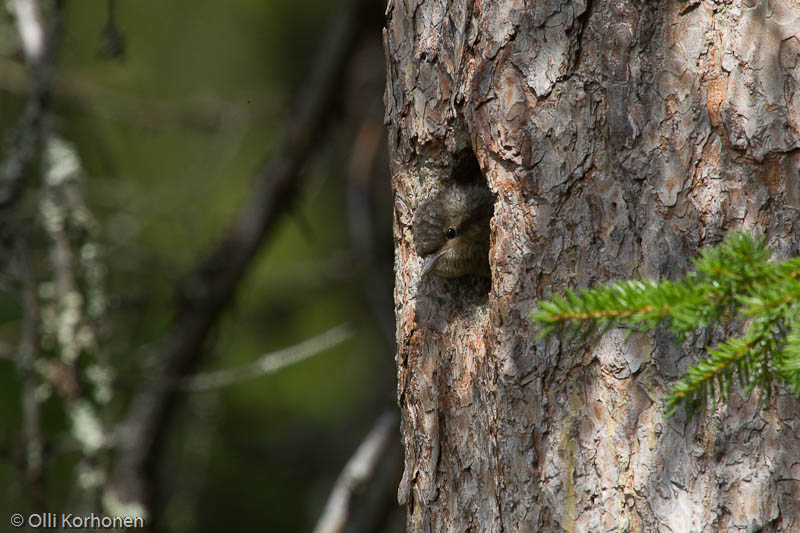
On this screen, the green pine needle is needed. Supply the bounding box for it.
[530,232,800,416]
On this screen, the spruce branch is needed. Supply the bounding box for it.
[530,232,800,415]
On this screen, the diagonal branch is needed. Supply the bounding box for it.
[112,0,374,515]
[313,411,399,533]
[178,323,354,392]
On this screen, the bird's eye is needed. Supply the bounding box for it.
[446,227,457,239]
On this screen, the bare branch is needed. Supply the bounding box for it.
[179,323,354,391]
[313,411,398,533]
[3,0,64,511]
[14,240,45,510]
[112,0,375,513]
[0,0,63,208]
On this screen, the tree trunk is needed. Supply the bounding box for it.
[384,0,800,530]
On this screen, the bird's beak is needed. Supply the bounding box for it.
[421,247,449,277]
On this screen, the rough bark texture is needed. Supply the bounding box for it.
[385,0,800,531]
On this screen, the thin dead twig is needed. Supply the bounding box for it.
[179,323,354,391]
[313,411,398,533]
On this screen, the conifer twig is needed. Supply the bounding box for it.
[531,232,800,415]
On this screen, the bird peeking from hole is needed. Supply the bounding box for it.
[413,183,495,278]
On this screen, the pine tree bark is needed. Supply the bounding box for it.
[384,0,800,531]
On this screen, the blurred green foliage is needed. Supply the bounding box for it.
[0,1,395,531]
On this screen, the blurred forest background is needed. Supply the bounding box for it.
[0,0,402,531]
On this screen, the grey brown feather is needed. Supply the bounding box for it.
[412,184,494,278]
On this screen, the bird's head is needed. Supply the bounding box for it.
[413,184,494,278]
